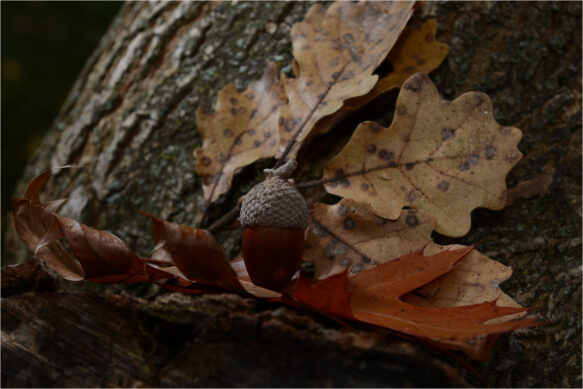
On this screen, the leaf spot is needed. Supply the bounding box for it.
[396,104,407,115]
[223,128,233,138]
[201,156,212,166]
[378,149,394,160]
[230,97,238,105]
[343,217,355,230]
[407,191,417,202]
[367,144,377,154]
[485,144,496,160]
[459,161,470,171]
[469,154,480,166]
[437,180,449,192]
[361,183,369,191]
[369,123,383,133]
[405,213,419,227]
[441,127,455,140]
[404,77,422,92]
[230,108,238,116]
[337,204,349,216]
[405,163,415,171]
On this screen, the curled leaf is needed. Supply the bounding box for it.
[194,61,284,203]
[277,1,415,160]
[324,72,523,237]
[142,211,241,289]
[12,169,176,283]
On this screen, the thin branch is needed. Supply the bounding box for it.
[294,179,324,189]
[207,204,241,234]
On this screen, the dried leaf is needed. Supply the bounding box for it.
[304,199,435,278]
[349,246,539,342]
[142,211,241,289]
[324,72,523,237]
[13,169,178,283]
[312,18,449,136]
[348,19,450,108]
[403,246,524,360]
[303,199,533,358]
[13,170,84,281]
[194,61,284,203]
[277,1,415,160]
[293,269,354,319]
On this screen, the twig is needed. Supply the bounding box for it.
[207,204,241,234]
[294,179,324,189]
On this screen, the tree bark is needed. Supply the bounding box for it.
[3,1,581,387]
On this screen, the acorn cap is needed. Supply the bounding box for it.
[240,160,309,230]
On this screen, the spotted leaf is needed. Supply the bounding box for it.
[277,1,415,160]
[324,72,523,237]
[194,61,284,203]
[304,199,435,279]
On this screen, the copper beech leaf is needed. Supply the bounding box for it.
[194,61,284,203]
[12,170,171,283]
[313,18,449,136]
[324,72,523,237]
[12,169,84,281]
[277,1,415,160]
[141,211,242,289]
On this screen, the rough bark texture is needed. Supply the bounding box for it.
[3,1,581,387]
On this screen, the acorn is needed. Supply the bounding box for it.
[240,160,309,291]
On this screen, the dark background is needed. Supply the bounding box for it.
[1,1,121,249]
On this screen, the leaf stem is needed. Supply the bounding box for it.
[294,179,324,189]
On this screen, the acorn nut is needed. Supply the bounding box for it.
[240,160,309,291]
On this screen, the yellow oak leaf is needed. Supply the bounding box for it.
[276,1,415,161]
[194,61,284,203]
[323,72,523,237]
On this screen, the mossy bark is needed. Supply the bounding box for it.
[3,2,581,387]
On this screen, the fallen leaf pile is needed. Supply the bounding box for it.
[13,0,542,361]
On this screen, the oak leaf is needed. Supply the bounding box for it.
[324,72,523,237]
[347,18,450,109]
[194,61,284,203]
[304,199,435,278]
[349,246,539,342]
[277,1,415,160]
[302,199,529,358]
[313,18,450,136]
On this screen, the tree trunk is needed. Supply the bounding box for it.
[3,1,581,387]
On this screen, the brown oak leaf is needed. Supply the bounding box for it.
[313,18,450,136]
[324,72,523,237]
[194,61,284,203]
[277,1,415,160]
